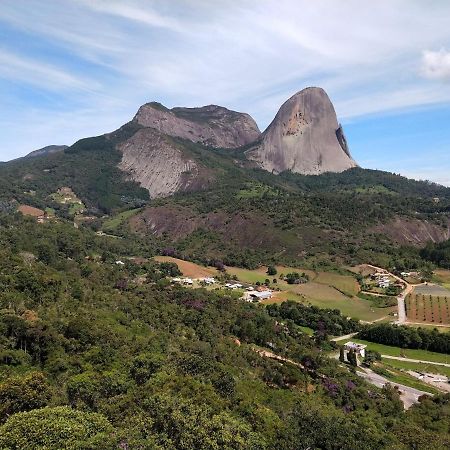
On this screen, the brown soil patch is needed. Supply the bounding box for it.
[154,256,218,278]
[18,204,45,217]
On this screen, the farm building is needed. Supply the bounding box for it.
[243,290,273,302]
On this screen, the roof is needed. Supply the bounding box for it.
[250,290,272,299]
[345,341,367,350]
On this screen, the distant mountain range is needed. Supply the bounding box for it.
[0,87,449,268]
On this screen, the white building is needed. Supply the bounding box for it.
[343,341,367,366]
[243,290,273,301]
[201,277,216,285]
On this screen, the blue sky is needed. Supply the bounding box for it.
[1,0,450,185]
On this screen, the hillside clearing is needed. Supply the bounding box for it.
[154,256,218,278]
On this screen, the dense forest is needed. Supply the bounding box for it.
[0,212,449,449]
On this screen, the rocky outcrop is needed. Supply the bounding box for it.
[245,87,357,174]
[117,128,212,198]
[133,102,260,148]
[372,216,450,247]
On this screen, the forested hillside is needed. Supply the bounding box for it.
[1,129,450,271]
[0,212,449,449]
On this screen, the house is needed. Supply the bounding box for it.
[343,342,367,366]
[201,277,216,285]
[115,260,125,266]
[182,278,194,285]
[225,283,243,289]
[378,280,390,288]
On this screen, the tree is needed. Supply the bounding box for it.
[0,372,51,422]
[363,350,381,367]
[0,406,116,449]
[347,349,358,367]
[339,346,345,363]
[267,266,277,276]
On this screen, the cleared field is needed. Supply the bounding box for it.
[265,289,393,322]
[348,339,450,365]
[314,272,360,296]
[434,269,450,290]
[348,264,377,277]
[154,256,218,278]
[228,265,391,321]
[406,291,450,325]
[413,284,450,296]
[226,267,271,284]
[227,265,317,285]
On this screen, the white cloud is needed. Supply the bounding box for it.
[1,0,450,176]
[421,49,450,81]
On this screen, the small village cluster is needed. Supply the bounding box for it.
[171,277,273,302]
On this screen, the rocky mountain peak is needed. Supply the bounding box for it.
[245,87,357,174]
[133,101,260,148]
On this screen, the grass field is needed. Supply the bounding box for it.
[347,339,450,365]
[228,265,391,322]
[152,258,394,322]
[434,269,450,290]
[406,290,450,325]
[154,256,218,278]
[103,208,142,232]
[314,272,360,296]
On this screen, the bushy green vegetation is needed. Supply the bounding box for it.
[358,323,450,354]
[0,213,449,448]
[421,239,450,268]
[266,301,361,337]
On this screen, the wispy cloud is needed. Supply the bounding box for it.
[0,48,98,92]
[0,0,450,185]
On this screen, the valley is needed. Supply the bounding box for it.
[0,86,449,448]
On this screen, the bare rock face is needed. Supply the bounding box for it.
[117,128,212,198]
[134,102,260,148]
[372,216,450,247]
[245,87,357,174]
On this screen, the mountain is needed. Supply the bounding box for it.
[246,87,358,174]
[1,87,450,269]
[25,145,68,158]
[115,102,261,198]
[134,102,261,148]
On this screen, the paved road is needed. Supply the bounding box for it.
[365,264,413,323]
[381,354,450,367]
[358,367,430,409]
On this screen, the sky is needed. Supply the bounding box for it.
[1,0,450,185]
